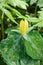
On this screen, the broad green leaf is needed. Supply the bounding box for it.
[0,32,21,64]
[0,28,42,65]
[24,31,43,59]
[0,29,26,65]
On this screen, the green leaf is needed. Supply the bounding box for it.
[36,21,43,27]
[0,28,42,65]
[25,15,41,24]
[2,8,18,24]
[24,31,43,59]
[38,0,43,7]
[21,59,40,65]
[8,0,28,9]
[17,0,28,9]
[0,31,22,64]
[4,5,25,18]
[38,10,43,20]
[20,53,40,65]
[8,0,17,7]
[29,17,40,23]
[30,0,37,5]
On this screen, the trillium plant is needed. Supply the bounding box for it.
[0,0,43,65]
[0,19,43,65]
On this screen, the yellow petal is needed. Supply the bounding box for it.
[20,20,28,35]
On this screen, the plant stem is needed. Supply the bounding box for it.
[1,12,4,39]
[35,0,38,17]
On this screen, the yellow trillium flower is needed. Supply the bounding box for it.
[20,20,28,35]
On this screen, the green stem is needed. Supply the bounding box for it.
[1,12,4,39]
[35,0,38,17]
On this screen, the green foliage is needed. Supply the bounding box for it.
[0,29,42,65]
[0,0,43,65]
[2,8,17,24]
[38,0,43,7]
[0,0,27,24]
[8,0,28,9]
[30,0,37,5]
[24,31,43,59]
[38,9,43,20]
[30,0,43,7]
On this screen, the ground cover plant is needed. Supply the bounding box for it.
[0,0,43,65]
